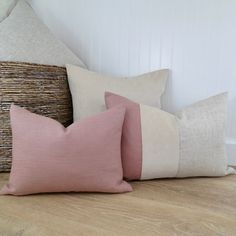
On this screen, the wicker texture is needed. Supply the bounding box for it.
[0,61,73,172]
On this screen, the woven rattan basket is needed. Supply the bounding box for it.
[0,61,73,172]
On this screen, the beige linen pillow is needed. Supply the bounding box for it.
[0,0,85,67]
[105,92,235,180]
[66,64,168,120]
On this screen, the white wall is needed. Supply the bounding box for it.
[28,0,236,163]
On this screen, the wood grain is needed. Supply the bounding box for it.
[0,173,236,235]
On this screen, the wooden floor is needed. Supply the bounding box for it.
[0,173,236,236]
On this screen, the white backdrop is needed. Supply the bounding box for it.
[28,0,236,163]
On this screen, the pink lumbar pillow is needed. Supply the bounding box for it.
[105,92,235,181]
[1,105,132,195]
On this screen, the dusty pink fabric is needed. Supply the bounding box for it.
[105,92,142,180]
[1,105,132,195]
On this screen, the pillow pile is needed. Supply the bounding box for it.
[0,0,234,196]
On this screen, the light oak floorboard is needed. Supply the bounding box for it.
[0,173,236,236]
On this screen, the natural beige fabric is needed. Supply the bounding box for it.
[66,64,168,120]
[140,93,235,179]
[0,0,85,67]
[176,93,234,177]
[140,105,179,180]
[0,0,17,22]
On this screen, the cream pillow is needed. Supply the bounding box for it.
[66,64,168,120]
[0,0,85,67]
[0,0,17,22]
[105,92,235,180]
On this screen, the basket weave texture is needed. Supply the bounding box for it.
[0,61,73,172]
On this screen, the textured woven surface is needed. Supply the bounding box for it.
[0,0,85,67]
[176,93,233,177]
[0,61,73,172]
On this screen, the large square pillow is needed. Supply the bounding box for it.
[66,64,168,120]
[105,92,235,180]
[0,0,85,67]
[0,105,131,195]
[0,61,73,172]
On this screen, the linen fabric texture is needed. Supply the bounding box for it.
[1,105,131,195]
[105,92,235,180]
[66,64,168,121]
[0,0,85,67]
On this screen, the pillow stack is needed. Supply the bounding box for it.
[0,0,234,196]
[66,65,234,182]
